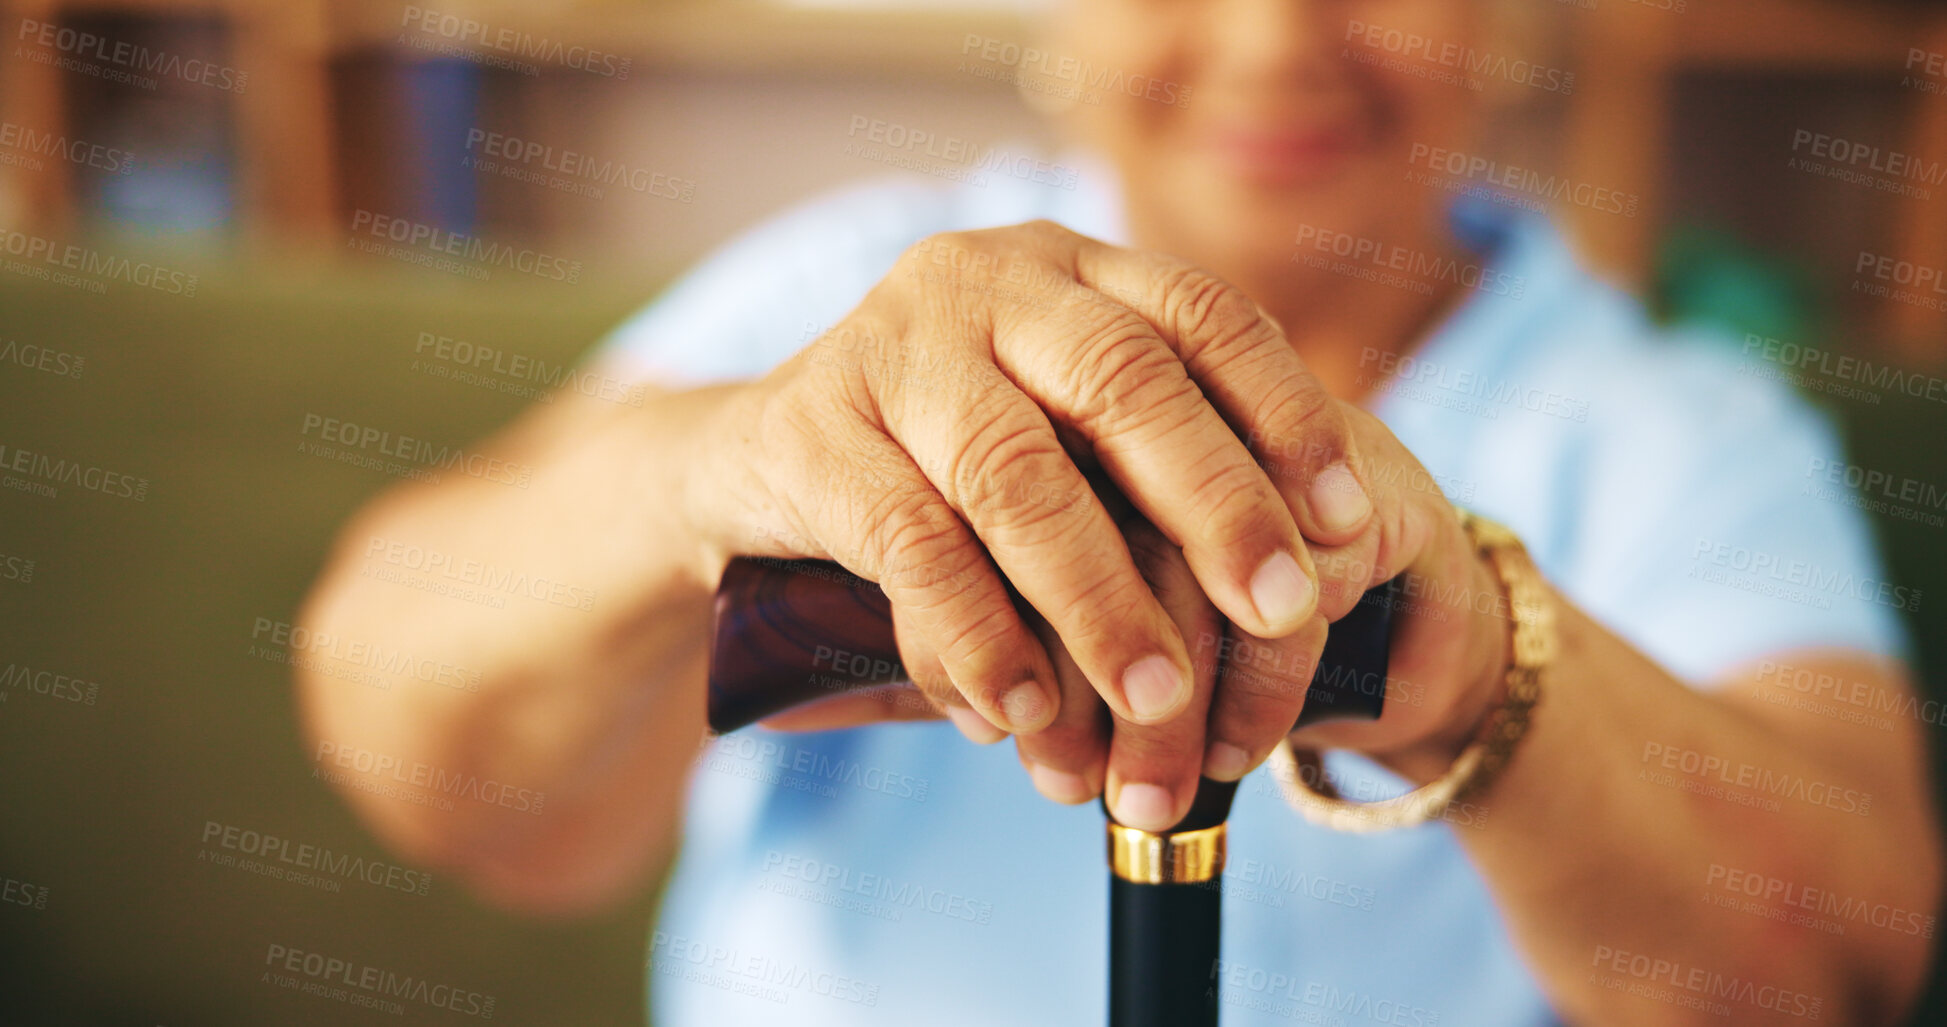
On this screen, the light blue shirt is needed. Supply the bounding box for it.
[597,158,1906,1026]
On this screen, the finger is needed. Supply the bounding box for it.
[1015,612,1110,804]
[781,402,1059,736]
[893,609,1006,744]
[1073,236,1381,621]
[1305,405,1425,617]
[875,368,1197,727]
[1104,520,1224,831]
[1200,616,1328,781]
[995,293,1322,639]
[1079,241,1375,538]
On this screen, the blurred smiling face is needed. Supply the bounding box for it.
[1052,0,1489,280]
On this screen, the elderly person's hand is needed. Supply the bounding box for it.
[809,401,1514,832]
[706,219,1385,830]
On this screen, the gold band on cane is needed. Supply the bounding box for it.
[1106,823,1227,884]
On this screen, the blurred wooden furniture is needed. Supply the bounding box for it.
[2,0,1943,355]
[1563,0,1947,356]
[0,0,338,240]
[0,0,1028,241]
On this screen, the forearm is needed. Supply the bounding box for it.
[1435,594,1941,1025]
[294,382,741,910]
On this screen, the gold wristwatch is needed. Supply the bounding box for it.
[1270,507,1554,832]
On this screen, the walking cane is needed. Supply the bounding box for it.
[706,556,1399,1027]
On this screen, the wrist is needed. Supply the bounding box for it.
[1274,509,1551,832]
[1381,526,1516,785]
[677,381,777,590]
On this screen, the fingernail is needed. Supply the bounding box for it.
[1250,550,1315,629]
[1113,782,1178,831]
[1122,655,1187,722]
[1029,763,1096,804]
[998,680,1050,731]
[1203,742,1252,781]
[944,705,1006,744]
[1309,462,1371,533]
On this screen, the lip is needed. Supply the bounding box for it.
[1199,122,1365,187]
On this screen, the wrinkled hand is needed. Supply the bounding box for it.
[714,222,1362,771]
[722,221,1503,830]
[961,407,1510,830]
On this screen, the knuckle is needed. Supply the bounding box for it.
[860,488,969,589]
[946,409,1078,536]
[1063,315,1194,428]
[1157,266,1271,359]
[1060,571,1152,648]
[933,598,1023,670]
[1181,458,1284,548]
[1250,382,1345,483]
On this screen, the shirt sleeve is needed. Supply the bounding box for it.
[1559,332,1912,686]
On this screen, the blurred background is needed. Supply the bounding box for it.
[1,0,1945,1023]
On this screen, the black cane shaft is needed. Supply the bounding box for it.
[1110,876,1222,1027]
